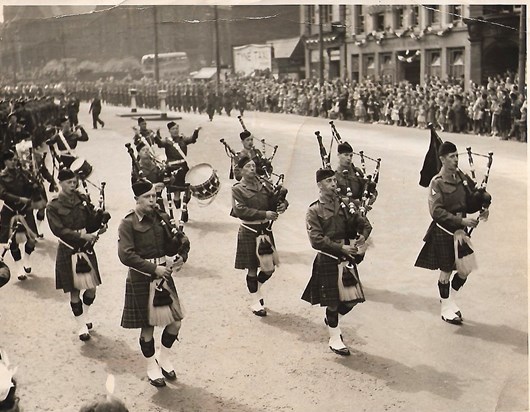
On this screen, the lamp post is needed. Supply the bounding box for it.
[318,5,324,86]
[153,5,160,86]
[214,5,221,95]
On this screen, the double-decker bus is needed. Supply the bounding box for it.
[141,52,190,79]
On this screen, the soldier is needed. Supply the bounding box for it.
[302,169,369,356]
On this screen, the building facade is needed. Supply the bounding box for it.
[302,5,523,88]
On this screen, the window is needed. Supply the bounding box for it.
[380,53,394,83]
[355,6,365,35]
[374,12,385,31]
[320,5,333,24]
[427,50,441,78]
[411,6,419,26]
[429,5,441,25]
[483,5,515,15]
[308,5,316,25]
[364,54,375,79]
[351,55,360,82]
[448,48,464,79]
[448,5,462,23]
[394,8,404,29]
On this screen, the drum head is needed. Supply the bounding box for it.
[186,163,214,186]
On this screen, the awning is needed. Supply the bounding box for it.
[267,37,301,59]
[192,67,217,80]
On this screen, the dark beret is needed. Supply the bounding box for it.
[337,142,353,154]
[132,178,153,197]
[438,141,458,157]
[57,168,76,182]
[316,168,335,183]
[58,115,69,124]
[136,141,147,152]
[237,156,253,169]
[167,121,177,130]
[137,117,145,125]
[240,130,251,140]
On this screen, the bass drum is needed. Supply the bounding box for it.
[71,157,93,179]
[186,163,220,205]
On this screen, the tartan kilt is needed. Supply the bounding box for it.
[235,224,275,270]
[55,243,101,293]
[301,253,340,307]
[0,206,37,243]
[121,268,182,329]
[415,223,455,272]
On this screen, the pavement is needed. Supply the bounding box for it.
[0,102,527,412]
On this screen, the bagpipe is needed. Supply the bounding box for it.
[420,124,494,275]
[329,121,381,216]
[13,141,49,211]
[237,115,275,177]
[315,129,367,260]
[125,143,189,261]
[131,126,166,168]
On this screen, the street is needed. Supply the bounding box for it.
[0,102,527,412]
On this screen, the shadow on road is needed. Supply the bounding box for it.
[80,332,143,380]
[335,350,464,400]
[14,275,63,302]
[150,381,259,412]
[260,309,368,347]
[363,286,436,314]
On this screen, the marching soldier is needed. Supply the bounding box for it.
[231,156,288,317]
[302,169,370,356]
[232,130,272,181]
[118,179,190,387]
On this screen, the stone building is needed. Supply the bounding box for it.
[301,4,523,87]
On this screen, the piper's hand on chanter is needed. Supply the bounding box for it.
[81,233,98,244]
[276,202,287,214]
[171,255,184,273]
[265,211,279,221]
[462,217,479,228]
[478,208,489,222]
[98,225,108,235]
[354,235,367,255]
[341,244,359,260]
[154,264,172,279]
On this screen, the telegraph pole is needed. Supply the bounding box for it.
[214,5,221,95]
[153,5,160,85]
[518,5,526,91]
[318,5,324,86]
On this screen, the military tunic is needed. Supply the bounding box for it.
[155,130,199,188]
[118,209,187,328]
[46,191,101,292]
[0,167,37,243]
[415,171,468,272]
[232,147,269,181]
[231,178,278,269]
[301,195,366,307]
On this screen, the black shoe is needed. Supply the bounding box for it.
[24,267,31,274]
[441,315,463,325]
[161,367,176,381]
[37,233,44,239]
[330,346,351,356]
[259,298,264,306]
[252,308,267,317]
[101,122,105,128]
[86,323,93,330]
[18,274,27,281]
[148,377,166,387]
[181,210,188,223]
[79,332,91,341]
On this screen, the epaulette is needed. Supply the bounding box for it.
[309,200,319,207]
[48,193,59,201]
[232,181,242,187]
[124,209,135,217]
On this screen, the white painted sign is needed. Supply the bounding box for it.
[233,44,272,75]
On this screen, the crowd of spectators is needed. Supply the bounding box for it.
[2,71,526,142]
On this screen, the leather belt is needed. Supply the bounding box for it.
[145,256,166,265]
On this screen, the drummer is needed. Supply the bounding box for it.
[155,122,201,222]
[49,116,89,169]
[232,130,271,181]
[131,141,166,211]
[133,117,157,147]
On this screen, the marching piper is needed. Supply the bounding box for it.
[232,130,272,181]
[46,168,109,341]
[130,141,166,211]
[231,156,288,317]
[302,169,370,356]
[133,117,157,147]
[0,150,38,281]
[118,179,190,387]
[415,141,490,324]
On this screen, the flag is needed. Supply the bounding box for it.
[419,124,443,187]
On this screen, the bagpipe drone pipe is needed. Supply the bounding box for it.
[237,115,276,177]
[329,121,381,216]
